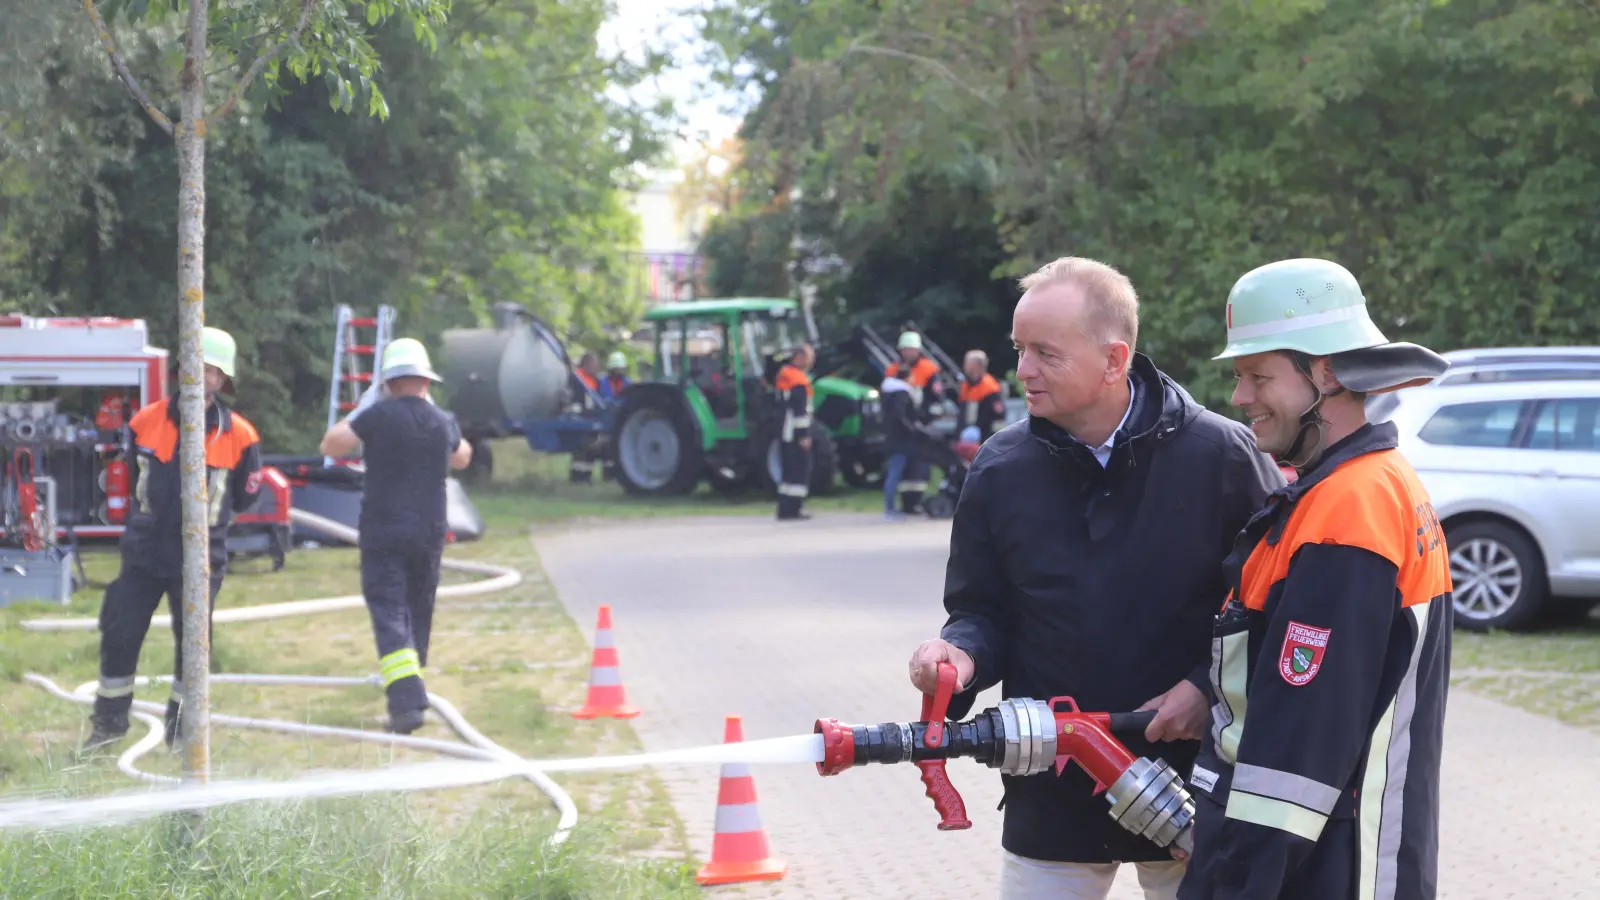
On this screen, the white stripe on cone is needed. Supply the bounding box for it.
[587,666,622,687]
[594,629,615,650]
[713,802,766,835]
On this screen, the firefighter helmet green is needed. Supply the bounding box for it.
[606,350,627,370]
[380,338,442,383]
[898,331,923,350]
[1215,258,1449,394]
[1213,258,1389,361]
[202,327,238,380]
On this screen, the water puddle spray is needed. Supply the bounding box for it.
[0,734,827,832]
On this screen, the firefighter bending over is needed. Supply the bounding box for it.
[883,331,947,513]
[958,349,1008,443]
[85,327,263,752]
[775,343,816,521]
[320,338,471,734]
[1178,258,1453,900]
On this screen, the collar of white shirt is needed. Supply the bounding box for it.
[1089,378,1136,468]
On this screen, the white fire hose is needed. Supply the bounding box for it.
[18,508,579,844]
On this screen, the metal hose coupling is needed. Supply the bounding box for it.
[813,665,1195,853]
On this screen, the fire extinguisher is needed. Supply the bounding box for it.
[102,456,131,525]
[12,449,42,552]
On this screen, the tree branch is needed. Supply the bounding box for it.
[82,0,174,135]
[209,0,318,121]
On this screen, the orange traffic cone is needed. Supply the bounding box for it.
[696,715,787,886]
[572,604,641,719]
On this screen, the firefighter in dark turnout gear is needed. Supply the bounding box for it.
[320,338,472,734]
[85,327,263,752]
[569,351,603,483]
[959,349,1009,443]
[774,343,816,521]
[884,331,948,513]
[1178,258,1454,900]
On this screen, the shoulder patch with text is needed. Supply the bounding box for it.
[1279,621,1330,686]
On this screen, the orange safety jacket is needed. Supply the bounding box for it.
[775,363,813,444]
[122,396,262,577]
[958,373,1007,440]
[1183,421,1451,900]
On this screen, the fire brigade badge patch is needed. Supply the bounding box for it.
[1279,621,1329,686]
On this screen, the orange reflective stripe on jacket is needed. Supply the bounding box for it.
[775,364,813,398]
[575,369,599,391]
[886,357,940,388]
[958,374,1001,404]
[129,399,260,469]
[1235,449,1451,612]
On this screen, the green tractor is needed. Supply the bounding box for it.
[609,297,885,498]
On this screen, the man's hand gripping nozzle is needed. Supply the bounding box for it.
[813,662,1196,854]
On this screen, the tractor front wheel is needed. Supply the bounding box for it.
[614,396,702,497]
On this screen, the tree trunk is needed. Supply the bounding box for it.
[176,0,211,788]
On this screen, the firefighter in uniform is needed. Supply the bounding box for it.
[775,343,816,521]
[958,349,1008,443]
[320,338,471,734]
[1178,258,1453,900]
[599,350,631,401]
[85,327,263,752]
[883,331,947,512]
[569,351,602,483]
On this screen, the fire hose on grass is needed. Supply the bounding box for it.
[16,508,579,844]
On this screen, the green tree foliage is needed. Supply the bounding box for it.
[0,0,669,448]
[697,0,1600,410]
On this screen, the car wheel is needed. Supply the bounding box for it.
[1446,521,1549,632]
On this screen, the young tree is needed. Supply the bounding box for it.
[79,0,448,786]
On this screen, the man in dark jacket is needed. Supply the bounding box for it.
[321,338,471,734]
[880,375,947,521]
[908,257,1284,899]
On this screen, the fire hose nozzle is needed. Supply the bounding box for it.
[813,676,1196,853]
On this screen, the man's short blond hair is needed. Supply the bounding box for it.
[964,349,988,368]
[1017,257,1139,351]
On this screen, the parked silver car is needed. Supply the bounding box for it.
[1369,347,1600,630]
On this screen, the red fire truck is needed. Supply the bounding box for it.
[0,315,292,569]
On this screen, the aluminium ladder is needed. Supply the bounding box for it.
[324,304,397,466]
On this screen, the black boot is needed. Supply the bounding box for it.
[163,698,182,750]
[82,704,130,755]
[384,674,428,735]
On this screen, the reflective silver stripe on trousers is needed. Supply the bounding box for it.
[1232,763,1341,815]
[1360,601,1432,900]
[587,666,622,687]
[96,676,136,698]
[570,461,594,471]
[714,802,765,834]
[897,480,928,492]
[778,483,809,498]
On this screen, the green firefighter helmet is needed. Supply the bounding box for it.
[606,350,628,370]
[380,337,443,383]
[1213,258,1389,361]
[897,331,923,351]
[1215,258,1449,393]
[202,327,238,380]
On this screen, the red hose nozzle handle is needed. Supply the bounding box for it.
[918,662,971,830]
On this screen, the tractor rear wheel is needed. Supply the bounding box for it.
[614,395,701,497]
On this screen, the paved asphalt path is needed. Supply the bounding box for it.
[534,513,1600,899]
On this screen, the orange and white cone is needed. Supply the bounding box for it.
[696,715,787,886]
[572,604,640,719]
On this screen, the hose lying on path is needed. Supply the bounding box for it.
[18,508,578,843]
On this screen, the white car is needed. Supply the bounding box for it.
[1369,347,1600,630]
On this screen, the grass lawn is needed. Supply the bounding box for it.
[1449,610,1600,732]
[0,451,709,896]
